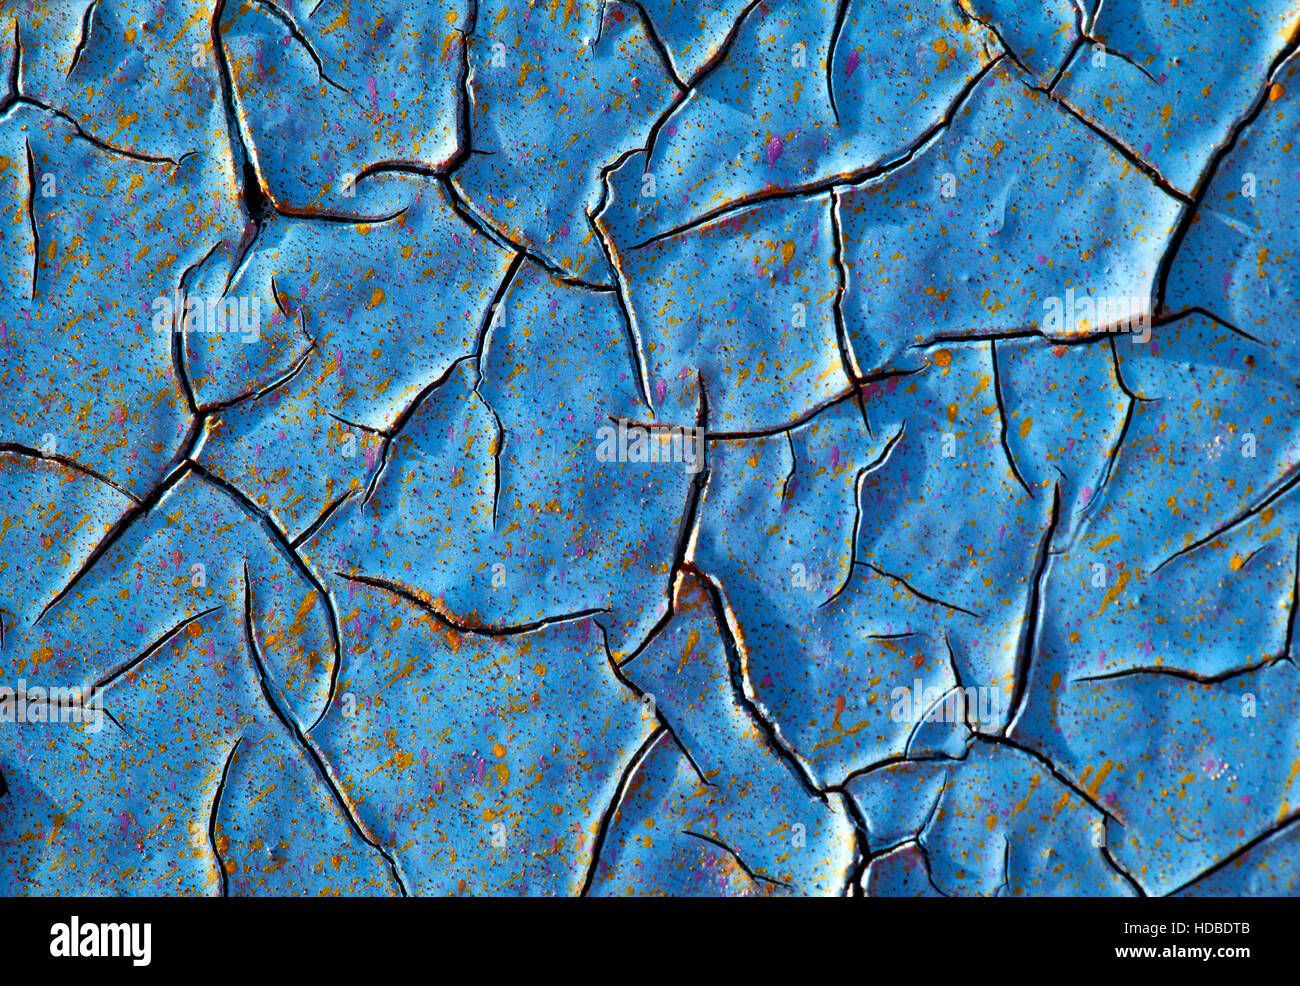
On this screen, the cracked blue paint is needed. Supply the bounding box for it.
[0,0,1298,897]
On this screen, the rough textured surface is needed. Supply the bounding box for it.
[1,0,1298,897]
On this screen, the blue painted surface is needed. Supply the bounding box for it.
[0,0,1298,895]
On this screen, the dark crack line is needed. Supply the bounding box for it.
[827,189,861,384]
[622,2,686,92]
[681,0,766,91]
[1151,459,1300,576]
[291,489,354,549]
[1154,22,1300,315]
[473,253,524,363]
[172,238,226,416]
[0,694,119,737]
[268,274,297,324]
[91,606,224,697]
[943,633,980,732]
[681,828,794,890]
[1045,35,1085,93]
[639,89,687,178]
[220,195,266,299]
[444,176,612,290]
[241,564,409,896]
[590,372,712,669]
[628,56,1005,253]
[914,769,953,874]
[1156,305,1263,345]
[1109,334,1156,406]
[339,570,607,639]
[12,94,183,167]
[693,383,864,442]
[1075,336,1151,531]
[827,0,851,125]
[857,559,983,620]
[214,0,408,230]
[452,0,480,171]
[1092,392,1133,528]
[463,254,525,527]
[1061,0,1157,90]
[188,461,342,732]
[351,160,440,185]
[589,183,655,411]
[904,684,975,759]
[1040,0,1092,94]
[779,431,797,502]
[248,0,350,95]
[821,424,907,611]
[691,564,830,804]
[208,734,243,898]
[437,173,519,256]
[326,412,384,436]
[101,707,128,736]
[914,843,954,897]
[1045,87,1191,203]
[834,790,873,896]
[1076,651,1292,688]
[6,18,21,106]
[834,781,873,840]
[24,137,36,298]
[209,322,318,413]
[863,819,955,897]
[957,0,1036,82]
[1286,535,1300,665]
[823,745,968,793]
[1101,837,1147,897]
[1004,482,1060,736]
[476,379,505,530]
[904,323,1144,350]
[589,145,645,224]
[992,734,1123,826]
[211,0,269,293]
[1233,543,1268,573]
[844,836,870,896]
[1099,43,1159,86]
[996,835,1013,897]
[362,353,478,509]
[202,281,322,411]
[625,0,765,171]
[854,834,928,872]
[264,200,411,227]
[1167,812,1300,897]
[613,382,861,441]
[65,0,100,78]
[599,626,714,787]
[578,724,665,896]
[0,443,142,505]
[1095,381,1136,500]
[34,460,194,626]
[444,27,474,174]
[990,341,1033,497]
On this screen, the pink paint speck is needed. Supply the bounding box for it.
[766,135,783,167]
